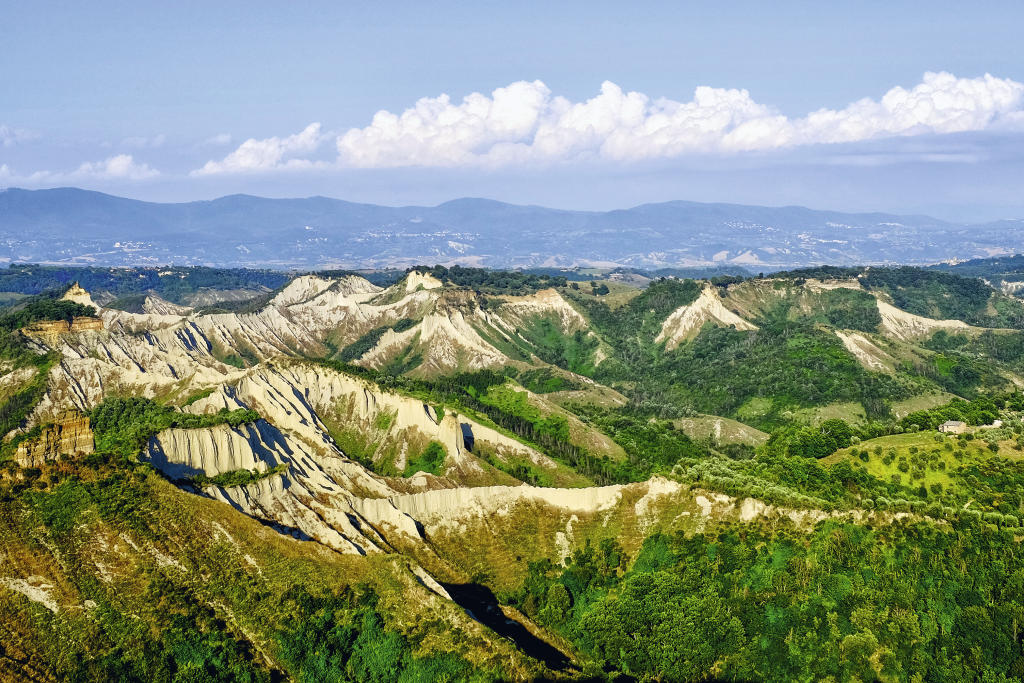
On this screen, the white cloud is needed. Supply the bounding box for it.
[332,72,1024,167]
[3,155,160,185]
[70,154,160,180]
[206,133,233,146]
[0,125,39,147]
[192,123,325,175]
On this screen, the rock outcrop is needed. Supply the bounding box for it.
[656,286,758,350]
[875,299,972,341]
[16,412,94,467]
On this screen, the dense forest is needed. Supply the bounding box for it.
[0,264,291,304]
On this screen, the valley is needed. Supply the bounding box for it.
[4,262,1024,681]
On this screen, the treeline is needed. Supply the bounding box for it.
[766,264,1024,328]
[929,253,1024,281]
[315,268,404,288]
[0,264,290,304]
[0,297,96,331]
[409,265,568,294]
[89,398,261,459]
[900,394,1010,432]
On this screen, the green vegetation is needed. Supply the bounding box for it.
[105,293,147,313]
[194,285,288,315]
[0,296,96,331]
[513,320,599,375]
[511,519,1024,682]
[315,361,691,484]
[277,593,476,682]
[409,264,568,294]
[514,367,581,394]
[189,463,289,488]
[404,441,447,477]
[0,355,58,452]
[899,394,1007,431]
[181,387,217,407]
[0,292,87,448]
[0,263,289,304]
[337,318,418,362]
[820,288,883,332]
[0,451,498,683]
[89,398,261,459]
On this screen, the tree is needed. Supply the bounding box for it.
[580,571,743,680]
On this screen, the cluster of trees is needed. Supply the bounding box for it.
[315,268,404,288]
[784,418,856,459]
[408,265,568,293]
[508,320,599,376]
[0,291,88,443]
[0,297,96,331]
[516,522,1024,682]
[188,463,289,489]
[900,395,1009,432]
[89,398,260,459]
[769,265,865,281]
[403,441,447,477]
[0,264,290,304]
[861,266,1020,327]
[511,367,580,394]
[656,321,906,425]
[275,589,477,682]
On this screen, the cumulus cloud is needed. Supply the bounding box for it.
[192,123,325,175]
[3,155,161,185]
[186,72,1024,174]
[333,72,1024,167]
[70,155,161,180]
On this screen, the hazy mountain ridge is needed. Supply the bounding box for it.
[3,186,1023,269]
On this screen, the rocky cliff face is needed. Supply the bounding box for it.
[15,412,94,467]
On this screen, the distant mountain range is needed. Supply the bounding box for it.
[1,186,1022,269]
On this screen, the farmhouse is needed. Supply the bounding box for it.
[939,420,967,434]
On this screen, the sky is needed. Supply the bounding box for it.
[2,0,1023,221]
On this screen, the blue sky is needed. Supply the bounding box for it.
[2,0,1023,221]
